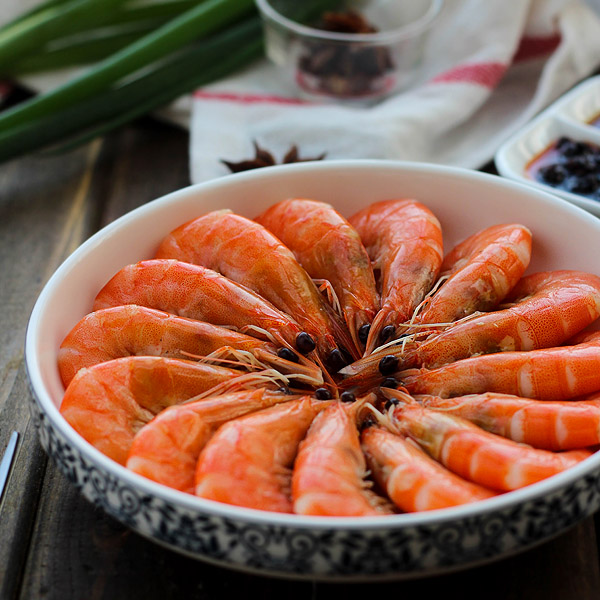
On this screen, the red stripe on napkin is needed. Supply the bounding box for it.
[513,34,561,61]
[431,62,508,88]
[194,91,311,105]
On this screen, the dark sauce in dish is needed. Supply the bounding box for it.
[526,136,600,201]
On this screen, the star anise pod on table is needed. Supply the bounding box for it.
[221,141,326,173]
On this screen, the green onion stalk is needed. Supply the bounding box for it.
[0,0,340,165]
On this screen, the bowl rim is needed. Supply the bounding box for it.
[25,159,600,531]
[254,0,444,44]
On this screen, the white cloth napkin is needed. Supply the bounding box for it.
[190,0,600,183]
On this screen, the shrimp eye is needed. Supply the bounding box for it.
[378,355,399,375]
[358,324,371,344]
[296,332,316,354]
[381,377,398,389]
[360,416,376,431]
[327,348,348,371]
[277,386,293,395]
[277,347,299,363]
[314,387,332,400]
[384,398,400,410]
[340,391,356,403]
[380,325,395,342]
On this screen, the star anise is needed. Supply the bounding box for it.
[221,141,326,173]
[297,9,394,99]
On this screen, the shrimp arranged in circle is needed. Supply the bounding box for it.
[399,331,600,401]
[361,426,496,512]
[382,391,592,492]
[349,199,443,354]
[58,305,322,388]
[415,392,600,451]
[292,394,392,517]
[194,397,331,512]
[339,270,600,392]
[255,199,380,355]
[126,389,294,493]
[60,356,272,465]
[155,210,358,368]
[93,259,319,361]
[413,223,532,326]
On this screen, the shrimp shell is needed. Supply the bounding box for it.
[92,259,311,355]
[194,397,331,512]
[126,389,294,493]
[292,395,392,517]
[255,199,380,355]
[58,305,322,387]
[416,392,600,451]
[155,210,358,365]
[386,398,592,491]
[349,199,443,354]
[399,331,600,401]
[60,356,260,465]
[339,270,600,391]
[361,426,496,511]
[414,223,532,325]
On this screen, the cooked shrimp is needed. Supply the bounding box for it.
[126,389,293,493]
[194,397,331,512]
[339,270,600,391]
[255,199,380,355]
[382,391,592,491]
[399,331,600,401]
[155,210,358,367]
[415,392,600,451]
[414,223,532,325]
[361,426,496,511]
[348,199,443,354]
[292,395,392,516]
[58,305,322,388]
[60,356,274,465]
[93,259,318,358]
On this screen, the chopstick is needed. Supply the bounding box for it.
[0,431,19,502]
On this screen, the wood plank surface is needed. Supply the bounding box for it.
[1,116,600,599]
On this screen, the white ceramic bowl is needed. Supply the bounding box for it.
[25,161,600,580]
[495,76,600,217]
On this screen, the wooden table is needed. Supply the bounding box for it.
[1,115,600,599]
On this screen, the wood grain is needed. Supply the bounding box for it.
[2,116,600,599]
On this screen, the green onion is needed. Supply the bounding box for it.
[0,0,340,165]
[0,0,130,74]
[0,0,255,130]
[11,28,155,74]
[0,18,263,163]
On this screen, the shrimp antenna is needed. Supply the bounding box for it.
[188,369,290,401]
